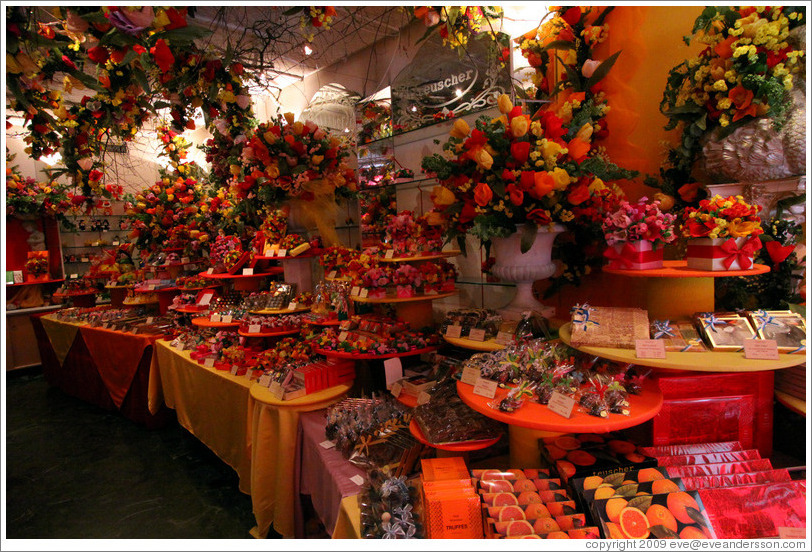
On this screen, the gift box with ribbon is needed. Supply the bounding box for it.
[603,240,664,270]
[686,236,762,271]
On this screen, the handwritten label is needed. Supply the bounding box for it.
[258,374,272,387]
[384,250,395,259]
[102,323,110,329]
[248,324,261,334]
[547,391,576,419]
[145,317,154,325]
[777,527,806,539]
[278,249,287,258]
[220,315,233,324]
[319,440,336,450]
[210,313,221,322]
[207,268,214,275]
[338,331,348,342]
[350,475,365,486]
[173,341,185,351]
[635,339,667,359]
[350,286,360,296]
[359,288,369,298]
[472,377,498,399]
[445,325,462,339]
[460,365,481,386]
[242,268,254,276]
[230,365,239,376]
[417,391,431,406]
[495,331,513,345]
[390,382,402,398]
[384,357,403,388]
[327,271,337,279]
[198,292,213,306]
[203,358,215,368]
[144,284,155,291]
[81,257,89,262]
[269,381,285,400]
[468,328,487,342]
[287,302,298,310]
[744,339,779,360]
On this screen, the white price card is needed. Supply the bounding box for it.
[277,249,287,258]
[221,314,233,324]
[287,302,298,310]
[445,324,463,339]
[258,374,272,387]
[203,358,215,368]
[173,341,185,351]
[70,274,79,279]
[417,392,431,406]
[359,288,369,298]
[81,257,89,262]
[350,475,365,486]
[777,527,806,539]
[181,257,191,265]
[547,391,576,419]
[145,317,154,325]
[112,241,120,246]
[210,313,221,322]
[468,328,487,341]
[744,339,779,360]
[635,339,667,359]
[145,284,155,291]
[495,331,513,345]
[460,365,481,386]
[350,286,360,296]
[384,249,395,259]
[327,271,337,279]
[102,323,110,329]
[384,357,403,388]
[269,381,285,400]
[338,331,349,342]
[319,440,336,450]
[242,268,254,276]
[230,365,239,376]
[198,292,213,306]
[248,324,261,334]
[207,268,214,275]
[390,382,403,398]
[472,377,498,399]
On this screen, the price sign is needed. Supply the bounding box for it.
[207,268,214,275]
[198,292,213,306]
[547,391,576,419]
[417,391,431,406]
[472,377,498,399]
[102,323,110,329]
[242,268,254,276]
[112,241,120,246]
[248,324,261,334]
[70,274,79,279]
[390,382,402,398]
[460,365,481,386]
[230,365,239,376]
[384,250,395,259]
[495,331,513,345]
[359,288,369,298]
[635,339,667,359]
[319,440,336,450]
[277,249,287,257]
[350,286,360,296]
[203,358,215,368]
[269,381,285,400]
[145,284,155,291]
[181,257,191,265]
[287,302,298,310]
[384,357,403,388]
[327,271,337,279]
[468,328,487,341]
[744,339,780,360]
[350,475,365,486]
[258,374,272,387]
[81,257,89,262]
[338,331,349,342]
[445,325,463,339]
[145,317,154,325]
[210,313,221,322]
[221,314,233,324]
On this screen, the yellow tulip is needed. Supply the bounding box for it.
[450,118,470,139]
[263,131,277,144]
[497,94,513,114]
[473,148,493,170]
[431,185,456,207]
[283,112,296,125]
[510,115,530,138]
[727,220,759,237]
[550,167,571,191]
[292,121,304,135]
[575,123,593,142]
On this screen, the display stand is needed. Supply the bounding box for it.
[456,379,663,468]
[191,317,241,330]
[408,419,501,461]
[238,328,300,338]
[603,260,769,320]
[442,334,505,352]
[200,267,283,291]
[104,284,132,308]
[312,345,437,361]
[351,291,456,329]
[53,290,96,308]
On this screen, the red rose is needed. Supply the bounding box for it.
[527,208,552,226]
[527,52,544,67]
[678,182,702,203]
[501,169,516,182]
[231,62,244,75]
[150,39,175,73]
[567,183,590,205]
[109,47,129,64]
[164,7,188,30]
[519,171,536,192]
[562,7,581,26]
[87,46,109,64]
[685,218,716,238]
[506,183,524,206]
[511,141,531,164]
[133,44,147,55]
[459,202,477,224]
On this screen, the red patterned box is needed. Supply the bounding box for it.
[686,236,761,271]
[604,240,664,270]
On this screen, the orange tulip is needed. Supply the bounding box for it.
[474,182,493,207]
[531,171,555,199]
[567,137,590,160]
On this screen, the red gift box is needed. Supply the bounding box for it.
[604,240,664,270]
[681,469,792,491]
[325,359,355,387]
[686,236,762,271]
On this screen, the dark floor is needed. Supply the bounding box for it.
[4,370,259,539]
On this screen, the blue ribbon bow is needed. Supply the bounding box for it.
[700,313,723,333]
[571,303,599,331]
[653,320,676,339]
[753,309,780,333]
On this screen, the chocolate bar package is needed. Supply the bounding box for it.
[681,469,792,491]
[570,305,650,349]
[639,441,743,456]
[592,490,716,539]
[664,459,773,478]
[655,449,761,467]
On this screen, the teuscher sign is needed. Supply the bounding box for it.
[410,69,478,108]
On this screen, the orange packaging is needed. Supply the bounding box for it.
[422,479,475,493]
[423,488,483,538]
[421,457,470,481]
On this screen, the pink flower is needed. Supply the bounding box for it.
[581,59,601,79]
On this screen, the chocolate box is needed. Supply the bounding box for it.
[592,490,716,539]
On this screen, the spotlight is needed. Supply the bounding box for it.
[304,44,313,56]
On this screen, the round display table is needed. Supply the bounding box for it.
[775,390,806,417]
[312,345,437,361]
[442,334,505,352]
[54,290,96,308]
[247,382,352,539]
[249,306,311,315]
[104,284,132,307]
[409,419,501,460]
[200,267,283,291]
[603,260,769,320]
[237,328,300,338]
[351,291,456,329]
[377,251,460,264]
[191,317,241,330]
[456,379,663,468]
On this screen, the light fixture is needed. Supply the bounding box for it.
[455,88,462,98]
[304,44,313,56]
[410,105,417,112]
[40,152,62,166]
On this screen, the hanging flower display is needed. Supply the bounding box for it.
[5,150,72,223]
[410,6,505,55]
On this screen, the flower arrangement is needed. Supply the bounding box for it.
[393,265,423,297]
[6,153,72,222]
[411,6,505,55]
[24,256,49,277]
[419,260,457,293]
[681,195,763,240]
[209,234,242,268]
[282,6,337,42]
[357,100,392,144]
[359,267,393,297]
[175,275,209,290]
[652,6,805,209]
[260,209,289,245]
[320,247,380,280]
[602,198,677,248]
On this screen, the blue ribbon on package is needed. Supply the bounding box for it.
[753,309,779,333]
[700,313,723,333]
[571,303,599,331]
[652,320,676,339]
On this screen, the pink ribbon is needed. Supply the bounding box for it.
[603,241,637,269]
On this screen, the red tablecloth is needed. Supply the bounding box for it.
[30,314,172,429]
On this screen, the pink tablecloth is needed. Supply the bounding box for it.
[294,411,366,538]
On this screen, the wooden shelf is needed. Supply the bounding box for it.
[6,278,64,288]
[377,250,460,263]
[559,323,805,372]
[191,317,241,329]
[775,390,806,417]
[249,306,311,315]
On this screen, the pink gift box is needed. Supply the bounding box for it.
[604,240,664,270]
[686,236,762,271]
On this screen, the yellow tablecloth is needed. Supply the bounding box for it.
[332,494,361,539]
[39,315,84,365]
[248,382,351,539]
[155,340,253,494]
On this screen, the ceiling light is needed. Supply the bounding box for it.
[304,44,313,56]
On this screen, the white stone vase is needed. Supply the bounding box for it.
[490,225,565,319]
